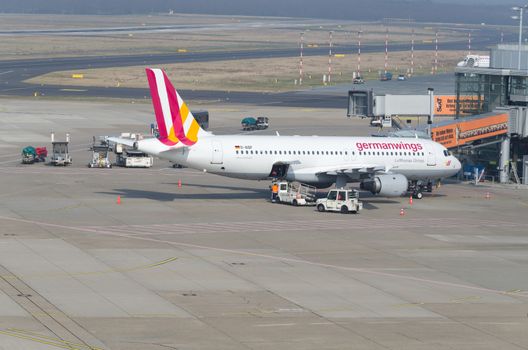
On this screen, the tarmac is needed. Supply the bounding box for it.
[0,98,528,349]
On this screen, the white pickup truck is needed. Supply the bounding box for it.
[316,189,362,214]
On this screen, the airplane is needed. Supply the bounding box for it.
[109,68,461,199]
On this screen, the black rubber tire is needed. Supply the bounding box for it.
[415,192,423,199]
[340,205,349,214]
[292,199,298,206]
[317,204,325,212]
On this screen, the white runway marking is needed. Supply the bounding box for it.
[91,218,525,236]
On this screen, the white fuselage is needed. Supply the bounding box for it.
[137,135,461,187]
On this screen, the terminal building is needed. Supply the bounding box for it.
[454,44,528,183]
[348,45,528,184]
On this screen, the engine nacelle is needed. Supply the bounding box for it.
[360,174,408,197]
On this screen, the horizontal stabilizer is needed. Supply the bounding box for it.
[106,137,136,148]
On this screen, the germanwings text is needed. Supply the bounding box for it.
[356,141,423,152]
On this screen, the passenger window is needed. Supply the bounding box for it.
[337,191,346,201]
[236,150,239,154]
[346,151,349,155]
[317,151,320,155]
[326,151,329,155]
[328,191,337,200]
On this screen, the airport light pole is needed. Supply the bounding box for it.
[512,5,528,70]
[357,29,362,78]
[299,32,304,85]
[410,28,414,77]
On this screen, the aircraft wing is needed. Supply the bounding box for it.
[300,163,391,176]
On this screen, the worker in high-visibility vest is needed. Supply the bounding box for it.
[271,182,279,202]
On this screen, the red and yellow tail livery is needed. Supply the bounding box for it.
[146,68,207,146]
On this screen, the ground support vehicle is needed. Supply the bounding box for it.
[256,117,269,130]
[21,146,36,164]
[116,150,153,168]
[380,72,393,81]
[50,142,72,166]
[353,76,364,84]
[407,180,434,199]
[35,147,47,162]
[316,189,363,214]
[89,139,112,168]
[274,181,317,206]
[241,117,257,131]
[50,132,72,166]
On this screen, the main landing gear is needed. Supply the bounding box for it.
[408,180,434,199]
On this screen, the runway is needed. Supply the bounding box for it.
[0,27,501,107]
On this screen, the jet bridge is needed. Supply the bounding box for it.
[427,108,528,183]
[347,90,481,129]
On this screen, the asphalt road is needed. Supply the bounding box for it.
[0,27,508,107]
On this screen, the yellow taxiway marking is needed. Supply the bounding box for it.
[393,302,425,308]
[503,289,524,295]
[449,296,481,303]
[0,257,178,280]
[0,328,104,350]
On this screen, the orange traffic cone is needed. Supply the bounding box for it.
[400,208,405,216]
[117,195,121,205]
[409,195,413,205]
[178,179,182,188]
[485,192,491,200]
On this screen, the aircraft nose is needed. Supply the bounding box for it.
[453,156,462,171]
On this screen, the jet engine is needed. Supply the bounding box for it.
[360,174,408,197]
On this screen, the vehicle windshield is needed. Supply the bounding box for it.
[327,191,337,200]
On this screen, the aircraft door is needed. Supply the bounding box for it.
[211,141,223,164]
[426,144,436,166]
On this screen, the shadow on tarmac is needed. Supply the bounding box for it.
[98,185,269,201]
